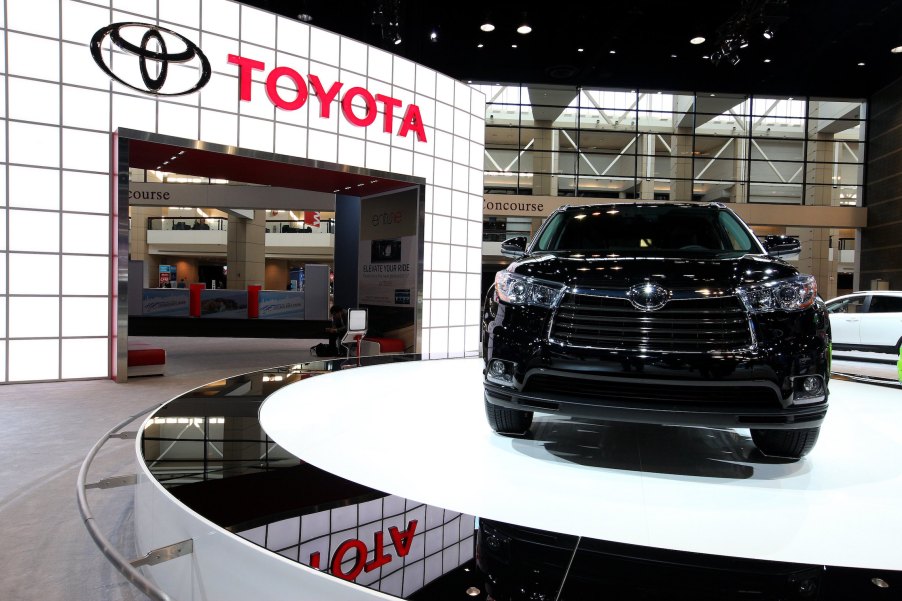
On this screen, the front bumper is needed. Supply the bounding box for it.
[483,305,830,430]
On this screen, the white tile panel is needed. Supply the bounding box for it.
[202,0,239,38]
[240,4,276,49]
[62,255,110,295]
[9,297,60,338]
[238,116,275,152]
[62,0,110,44]
[61,338,109,379]
[62,41,109,89]
[9,166,59,211]
[160,0,200,30]
[62,86,110,131]
[276,17,309,58]
[7,0,59,38]
[113,0,154,18]
[8,339,59,381]
[309,28,340,68]
[274,122,307,158]
[8,253,59,295]
[7,32,60,81]
[157,102,200,139]
[62,129,110,172]
[62,213,109,255]
[62,171,109,214]
[340,37,367,76]
[62,297,109,337]
[8,209,59,252]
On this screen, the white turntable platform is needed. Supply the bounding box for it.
[260,358,902,570]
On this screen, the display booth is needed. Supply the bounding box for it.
[0,0,486,382]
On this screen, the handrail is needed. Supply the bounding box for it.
[76,403,176,601]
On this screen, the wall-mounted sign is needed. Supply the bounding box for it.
[90,23,211,96]
[228,54,427,143]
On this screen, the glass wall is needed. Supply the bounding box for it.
[476,84,866,206]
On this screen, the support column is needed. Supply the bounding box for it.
[226,211,266,289]
[800,132,839,299]
[532,121,559,196]
[670,127,692,201]
[731,137,749,203]
[637,133,655,200]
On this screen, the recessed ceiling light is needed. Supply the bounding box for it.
[517,24,532,34]
[709,93,716,97]
[892,46,902,54]
[298,13,313,23]
[763,58,771,63]
[858,61,866,66]
[477,43,483,48]
[430,31,437,41]
[480,23,495,32]
[511,44,517,48]
[577,48,584,52]
[609,49,616,54]
[702,55,710,59]
[670,54,677,58]
[690,36,705,45]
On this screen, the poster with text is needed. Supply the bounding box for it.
[358,190,419,307]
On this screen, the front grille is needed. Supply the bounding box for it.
[524,374,781,406]
[549,293,752,353]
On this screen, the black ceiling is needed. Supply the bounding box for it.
[237,0,902,99]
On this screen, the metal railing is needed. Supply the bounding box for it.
[76,403,180,601]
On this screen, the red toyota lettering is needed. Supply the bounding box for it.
[363,531,393,573]
[227,54,264,101]
[389,520,418,557]
[398,105,427,142]
[331,539,367,581]
[342,87,377,127]
[308,75,343,118]
[375,94,402,133]
[265,66,308,111]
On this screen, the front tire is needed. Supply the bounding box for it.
[751,427,821,458]
[485,396,533,435]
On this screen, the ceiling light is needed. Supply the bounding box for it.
[577,48,584,52]
[393,35,402,45]
[477,43,483,48]
[430,30,437,41]
[738,38,749,49]
[670,54,677,58]
[690,36,705,45]
[609,49,616,54]
[892,46,902,54]
[702,55,710,59]
[298,13,313,22]
[517,24,532,34]
[858,61,866,66]
[480,22,495,32]
[763,58,771,63]
[762,27,774,40]
[511,44,517,48]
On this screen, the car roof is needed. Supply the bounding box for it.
[557,202,725,212]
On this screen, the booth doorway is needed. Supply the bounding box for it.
[114,129,426,381]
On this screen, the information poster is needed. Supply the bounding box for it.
[358,191,418,307]
[158,265,176,288]
[259,291,305,319]
[142,289,190,316]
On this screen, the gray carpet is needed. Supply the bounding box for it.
[0,337,322,601]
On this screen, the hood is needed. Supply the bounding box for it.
[508,252,798,294]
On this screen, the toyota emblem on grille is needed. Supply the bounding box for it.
[627,283,670,311]
[90,23,211,96]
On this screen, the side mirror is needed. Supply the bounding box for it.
[762,235,801,259]
[500,236,528,258]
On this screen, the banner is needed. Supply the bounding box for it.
[142,289,190,316]
[258,291,305,319]
[358,190,418,307]
[199,290,249,318]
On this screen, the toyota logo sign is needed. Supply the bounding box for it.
[627,282,670,311]
[90,23,211,96]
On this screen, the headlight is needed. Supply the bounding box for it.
[737,275,817,313]
[495,271,563,308]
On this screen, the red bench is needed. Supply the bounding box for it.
[128,342,167,376]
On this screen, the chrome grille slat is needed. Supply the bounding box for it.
[549,293,753,353]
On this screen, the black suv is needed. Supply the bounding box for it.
[482,203,831,458]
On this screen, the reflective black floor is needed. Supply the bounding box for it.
[141,355,898,600]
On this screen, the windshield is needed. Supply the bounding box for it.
[532,205,761,258]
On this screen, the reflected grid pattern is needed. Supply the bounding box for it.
[477,85,865,206]
[238,496,476,598]
[0,0,486,381]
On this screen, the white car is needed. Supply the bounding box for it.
[825,291,902,354]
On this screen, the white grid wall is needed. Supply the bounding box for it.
[0,0,486,382]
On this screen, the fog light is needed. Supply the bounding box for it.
[803,376,822,394]
[489,360,506,377]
